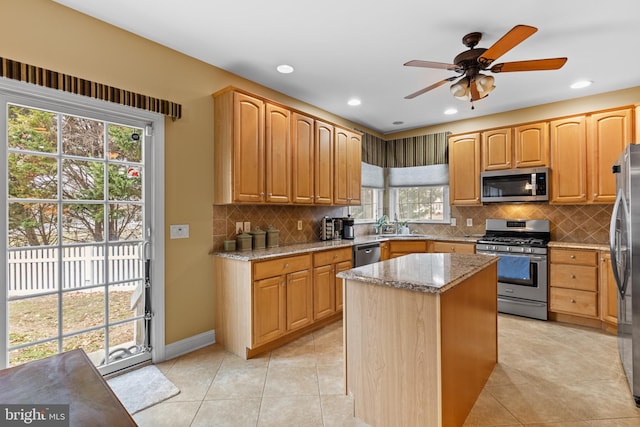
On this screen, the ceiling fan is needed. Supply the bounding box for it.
[404,25,567,103]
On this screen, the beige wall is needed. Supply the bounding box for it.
[5,1,638,346]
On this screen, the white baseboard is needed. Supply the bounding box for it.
[162,329,216,361]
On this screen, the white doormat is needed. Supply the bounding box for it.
[107,365,180,414]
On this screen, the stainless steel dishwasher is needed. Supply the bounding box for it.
[353,242,381,267]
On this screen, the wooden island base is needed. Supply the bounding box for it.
[344,261,497,427]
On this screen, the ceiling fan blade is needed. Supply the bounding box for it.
[404,60,459,71]
[404,76,458,99]
[478,25,538,68]
[490,58,568,73]
[469,80,481,102]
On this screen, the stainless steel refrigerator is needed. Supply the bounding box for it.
[611,143,640,406]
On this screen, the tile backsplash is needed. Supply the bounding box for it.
[212,203,612,251]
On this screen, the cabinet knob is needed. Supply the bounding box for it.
[289,279,293,284]
[570,255,576,259]
[260,192,265,196]
[570,298,576,303]
[284,263,289,268]
[334,254,338,259]
[268,193,273,197]
[280,282,285,286]
[570,274,576,279]
[451,247,455,251]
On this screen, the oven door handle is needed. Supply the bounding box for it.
[478,251,546,262]
[498,297,546,307]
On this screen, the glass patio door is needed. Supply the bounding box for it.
[3,100,153,374]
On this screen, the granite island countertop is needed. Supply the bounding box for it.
[213,234,480,261]
[337,252,498,294]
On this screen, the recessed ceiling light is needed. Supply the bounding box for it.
[347,98,361,106]
[444,108,458,115]
[570,80,592,89]
[276,64,294,74]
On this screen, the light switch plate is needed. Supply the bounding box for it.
[466,218,473,227]
[450,218,457,227]
[236,222,243,234]
[170,224,189,239]
[297,220,303,230]
[243,221,251,232]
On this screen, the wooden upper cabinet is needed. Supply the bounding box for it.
[314,120,334,205]
[514,122,549,168]
[265,103,291,203]
[232,92,265,203]
[550,115,587,204]
[449,133,481,205]
[334,127,362,205]
[482,128,511,171]
[291,112,315,204]
[588,108,633,203]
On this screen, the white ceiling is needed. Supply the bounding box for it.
[54,0,640,134]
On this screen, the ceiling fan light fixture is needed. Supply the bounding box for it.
[476,74,495,95]
[450,77,470,100]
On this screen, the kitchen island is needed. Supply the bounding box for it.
[338,253,498,427]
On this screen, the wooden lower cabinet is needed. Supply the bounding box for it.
[389,240,428,258]
[379,241,390,261]
[286,269,313,331]
[599,251,618,326]
[312,247,352,320]
[549,248,598,319]
[429,240,475,254]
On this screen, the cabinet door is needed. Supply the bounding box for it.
[313,265,335,320]
[449,133,481,205]
[286,269,313,331]
[265,103,291,203]
[429,241,475,254]
[550,116,587,204]
[514,122,549,168]
[335,260,352,312]
[600,252,618,325]
[292,112,315,204]
[347,130,362,205]
[482,128,511,170]
[589,108,633,203]
[314,120,334,205]
[380,241,390,261]
[334,128,350,205]
[233,92,265,202]
[253,275,286,346]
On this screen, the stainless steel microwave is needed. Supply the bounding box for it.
[480,167,549,203]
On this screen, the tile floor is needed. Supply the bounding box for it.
[134,315,640,426]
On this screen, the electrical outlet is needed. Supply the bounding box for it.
[169,224,189,239]
[243,221,251,233]
[450,218,457,227]
[466,218,473,227]
[297,220,303,231]
[236,222,243,234]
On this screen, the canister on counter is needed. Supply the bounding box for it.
[223,240,236,251]
[250,226,266,250]
[266,225,280,248]
[236,232,252,251]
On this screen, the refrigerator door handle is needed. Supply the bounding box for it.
[610,189,629,298]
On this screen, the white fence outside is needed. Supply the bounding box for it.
[8,245,142,296]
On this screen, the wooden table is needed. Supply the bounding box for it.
[0,349,137,426]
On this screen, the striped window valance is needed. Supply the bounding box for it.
[0,57,182,120]
[361,131,450,168]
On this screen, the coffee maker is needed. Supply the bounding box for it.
[342,216,355,239]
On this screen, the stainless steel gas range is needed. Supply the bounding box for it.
[476,219,550,320]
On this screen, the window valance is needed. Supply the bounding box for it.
[362,131,450,168]
[0,57,182,120]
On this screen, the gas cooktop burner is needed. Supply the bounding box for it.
[478,236,548,247]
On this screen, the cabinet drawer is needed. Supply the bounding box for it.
[550,287,598,318]
[389,240,427,253]
[429,241,475,254]
[313,247,352,267]
[550,249,597,266]
[550,264,597,291]
[254,254,311,280]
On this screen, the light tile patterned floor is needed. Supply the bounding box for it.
[134,315,640,426]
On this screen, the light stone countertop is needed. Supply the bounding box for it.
[548,241,609,251]
[213,234,480,261]
[337,252,498,294]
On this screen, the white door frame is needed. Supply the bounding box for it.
[0,78,165,369]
